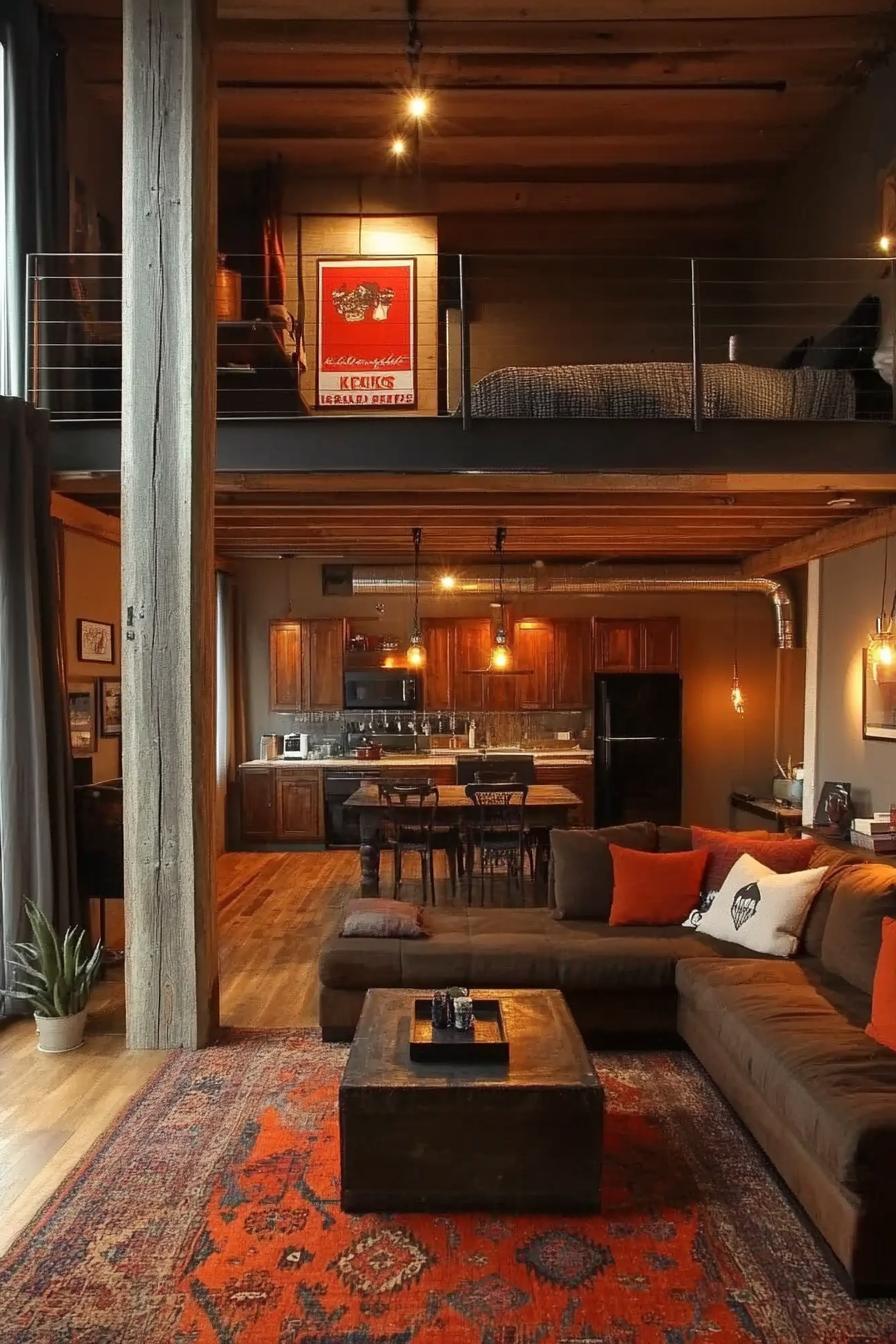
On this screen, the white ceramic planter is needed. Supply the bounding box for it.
[34,1008,87,1053]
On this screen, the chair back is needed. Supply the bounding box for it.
[464,783,528,845]
[379,782,439,847]
[473,769,518,785]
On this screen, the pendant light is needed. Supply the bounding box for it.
[730,596,745,715]
[406,527,426,670]
[488,526,514,672]
[868,533,896,682]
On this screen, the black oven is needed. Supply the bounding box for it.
[343,668,420,711]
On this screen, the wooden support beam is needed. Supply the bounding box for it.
[50,492,121,545]
[742,504,896,575]
[121,0,218,1049]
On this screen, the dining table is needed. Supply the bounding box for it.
[344,781,583,894]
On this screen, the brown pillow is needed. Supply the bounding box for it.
[550,822,657,921]
[802,845,865,958]
[821,865,896,993]
[341,898,427,939]
[657,825,692,853]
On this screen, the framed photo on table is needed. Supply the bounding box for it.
[68,681,97,757]
[316,257,416,410]
[99,678,122,737]
[77,618,114,664]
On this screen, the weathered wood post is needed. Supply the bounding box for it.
[121,0,219,1047]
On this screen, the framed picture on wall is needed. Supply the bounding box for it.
[77,618,114,664]
[99,678,122,737]
[316,257,416,410]
[68,681,97,757]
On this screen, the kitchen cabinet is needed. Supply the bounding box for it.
[269,619,346,712]
[552,618,592,708]
[421,618,454,711]
[535,762,593,827]
[594,618,680,674]
[514,620,553,711]
[453,618,492,711]
[276,768,322,841]
[240,766,277,842]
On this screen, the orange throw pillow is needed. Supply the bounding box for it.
[867,917,896,1052]
[693,832,816,892]
[692,825,789,844]
[609,845,709,926]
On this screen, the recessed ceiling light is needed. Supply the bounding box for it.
[389,137,407,157]
[407,93,428,120]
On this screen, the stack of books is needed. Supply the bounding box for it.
[850,815,896,853]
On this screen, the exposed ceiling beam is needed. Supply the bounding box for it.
[742,504,896,575]
[50,491,121,544]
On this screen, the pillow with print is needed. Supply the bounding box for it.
[683,851,828,957]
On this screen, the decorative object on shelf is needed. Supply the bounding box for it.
[77,618,114,664]
[215,254,242,321]
[489,526,514,671]
[316,257,417,410]
[445,985,468,1026]
[99,678,122,737]
[431,989,449,1028]
[7,899,103,1053]
[812,780,853,839]
[772,756,802,805]
[67,680,97,757]
[452,995,475,1031]
[410,997,509,1062]
[406,527,426,670]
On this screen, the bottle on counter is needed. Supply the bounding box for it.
[468,719,476,749]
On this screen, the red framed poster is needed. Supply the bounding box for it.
[316,257,417,409]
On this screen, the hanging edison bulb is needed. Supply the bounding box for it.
[405,527,427,671]
[488,623,514,671]
[869,615,896,683]
[731,661,745,715]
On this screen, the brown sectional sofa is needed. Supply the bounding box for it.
[318,821,896,1294]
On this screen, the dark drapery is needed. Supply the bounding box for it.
[1,0,67,398]
[0,398,77,1016]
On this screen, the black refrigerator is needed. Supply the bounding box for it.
[593,673,682,827]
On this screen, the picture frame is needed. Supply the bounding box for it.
[77,618,115,664]
[99,678,122,737]
[316,256,417,411]
[862,648,896,741]
[68,681,97,757]
[812,780,853,838]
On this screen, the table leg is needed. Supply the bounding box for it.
[359,812,381,895]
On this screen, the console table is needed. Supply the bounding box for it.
[729,792,803,834]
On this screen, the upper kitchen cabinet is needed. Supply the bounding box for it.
[552,619,592,708]
[453,618,493,711]
[421,618,454,711]
[593,618,680,674]
[513,619,553,711]
[269,618,346,712]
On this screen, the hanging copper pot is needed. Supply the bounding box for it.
[216,255,242,321]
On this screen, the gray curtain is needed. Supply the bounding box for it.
[0,397,77,1016]
[1,0,67,398]
[216,572,247,853]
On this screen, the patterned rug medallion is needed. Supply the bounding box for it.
[2,1031,895,1344]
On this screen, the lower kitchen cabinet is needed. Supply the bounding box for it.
[240,766,324,844]
[535,762,594,828]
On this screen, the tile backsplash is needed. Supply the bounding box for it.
[256,709,592,758]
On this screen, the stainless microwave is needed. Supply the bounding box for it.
[343,668,421,711]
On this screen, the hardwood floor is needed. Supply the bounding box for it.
[1,848,535,1251]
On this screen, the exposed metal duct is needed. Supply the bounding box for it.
[350,565,798,649]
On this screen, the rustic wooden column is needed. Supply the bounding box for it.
[121,0,218,1047]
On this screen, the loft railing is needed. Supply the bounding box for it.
[25,252,896,426]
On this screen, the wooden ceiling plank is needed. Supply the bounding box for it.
[742,505,896,574]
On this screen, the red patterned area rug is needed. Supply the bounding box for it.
[2,1031,895,1344]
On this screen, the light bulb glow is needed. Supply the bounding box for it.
[390,137,407,157]
[488,628,513,672]
[438,572,456,591]
[869,617,896,682]
[407,93,428,120]
[731,664,745,715]
[879,235,892,254]
[406,632,426,670]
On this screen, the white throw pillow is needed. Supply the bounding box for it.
[682,852,828,957]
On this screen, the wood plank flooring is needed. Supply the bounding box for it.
[0,848,536,1251]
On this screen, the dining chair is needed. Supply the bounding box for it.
[472,771,537,881]
[463,783,529,902]
[378,782,463,900]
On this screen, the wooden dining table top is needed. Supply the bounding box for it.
[344,783,582,810]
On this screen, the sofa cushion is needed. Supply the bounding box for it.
[552,923,750,993]
[551,823,657,920]
[802,843,864,958]
[657,825,693,853]
[821,863,896,993]
[676,958,896,1193]
[608,845,708,926]
[867,917,896,1052]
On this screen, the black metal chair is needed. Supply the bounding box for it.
[378,782,463,900]
[463,783,529,901]
[472,771,539,880]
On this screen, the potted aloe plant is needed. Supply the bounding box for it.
[8,900,103,1053]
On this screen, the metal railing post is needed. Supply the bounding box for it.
[690,257,703,432]
[459,252,472,430]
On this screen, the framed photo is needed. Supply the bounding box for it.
[68,681,97,757]
[99,678,122,737]
[77,618,114,664]
[863,648,896,741]
[813,780,853,838]
[316,257,416,410]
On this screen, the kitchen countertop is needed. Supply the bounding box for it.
[241,750,593,769]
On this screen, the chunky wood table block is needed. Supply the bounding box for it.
[339,988,603,1213]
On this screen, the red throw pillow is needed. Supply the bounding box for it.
[867,917,896,1052]
[608,845,709,926]
[692,825,790,845]
[693,834,816,892]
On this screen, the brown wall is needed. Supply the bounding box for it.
[235,557,788,828]
[62,528,121,783]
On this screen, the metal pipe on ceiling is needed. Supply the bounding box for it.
[349,565,798,649]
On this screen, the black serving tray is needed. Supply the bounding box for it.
[410,997,509,1063]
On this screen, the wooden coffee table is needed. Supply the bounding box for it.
[338,988,603,1213]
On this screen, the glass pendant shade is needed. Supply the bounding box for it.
[488,625,513,671]
[869,615,896,683]
[406,629,426,670]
